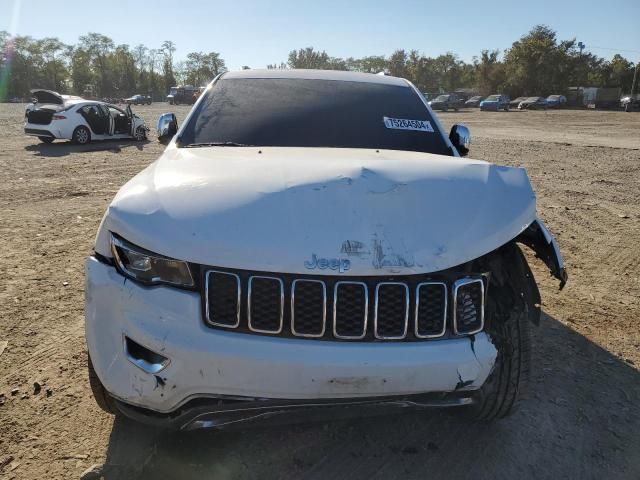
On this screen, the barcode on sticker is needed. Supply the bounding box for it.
[383,117,434,132]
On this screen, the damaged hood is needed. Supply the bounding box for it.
[97,146,537,275]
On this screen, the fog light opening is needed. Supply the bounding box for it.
[124,336,170,374]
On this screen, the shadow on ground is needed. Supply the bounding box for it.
[25,139,149,157]
[99,313,639,480]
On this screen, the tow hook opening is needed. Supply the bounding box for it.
[124,336,170,374]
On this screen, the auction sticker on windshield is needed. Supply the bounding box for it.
[383,117,434,132]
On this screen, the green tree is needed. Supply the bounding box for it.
[78,33,114,96]
[184,51,226,86]
[287,47,331,69]
[473,49,504,94]
[387,49,408,78]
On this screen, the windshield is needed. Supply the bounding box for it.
[169,87,178,95]
[179,78,450,155]
[433,95,449,102]
[547,95,560,100]
[485,95,500,101]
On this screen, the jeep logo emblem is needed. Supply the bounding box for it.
[304,254,351,273]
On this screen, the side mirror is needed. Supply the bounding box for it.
[157,113,178,144]
[449,124,470,156]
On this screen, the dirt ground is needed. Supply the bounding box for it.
[0,104,638,480]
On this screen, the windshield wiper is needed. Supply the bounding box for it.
[181,141,250,148]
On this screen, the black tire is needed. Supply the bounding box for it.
[72,126,91,145]
[88,354,118,415]
[134,126,147,141]
[459,243,536,420]
[443,106,448,112]
[38,136,54,144]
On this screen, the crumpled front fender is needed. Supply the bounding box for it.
[517,217,568,289]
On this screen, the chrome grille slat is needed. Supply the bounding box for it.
[415,282,447,338]
[291,279,327,338]
[374,282,409,340]
[452,278,485,335]
[248,276,284,334]
[205,270,241,328]
[333,281,368,339]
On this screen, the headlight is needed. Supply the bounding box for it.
[110,233,194,287]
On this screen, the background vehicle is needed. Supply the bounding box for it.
[24,96,148,144]
[592,87,621,109]
[546,95,567,108]
[480,94,510,111]
[124,94,152,105]
[428,93,464,111]
[518,96,548,110]
[620,94,639,112]
[167,85,198,105]
[86,69,566,431]
[464,95,484,107]
[509,96,527,108]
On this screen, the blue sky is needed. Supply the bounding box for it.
[5,0,640,70]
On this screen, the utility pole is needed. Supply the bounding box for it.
[632,60,638,97]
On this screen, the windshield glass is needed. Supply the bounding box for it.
[433,95,449,101]
[179,78,451,155]
[485,95,500,101]
[169,87,178,95]
[547,95,560,100]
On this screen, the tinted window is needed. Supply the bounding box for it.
[179,78,451,155]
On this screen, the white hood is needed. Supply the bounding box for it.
[96,146,536,275]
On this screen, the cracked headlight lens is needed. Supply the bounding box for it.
[110,233,194,287]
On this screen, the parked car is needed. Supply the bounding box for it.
[480,94,510,111]
[167,85,199,105]
[464,95,484,107]
[508,96,527,108]
[620,94,640,112]
[24,89,148,144]
[427,94,465,111]
[545,95,567,108]
[124,94,152,105]
[518,97,548,110]
[85,69,566,430]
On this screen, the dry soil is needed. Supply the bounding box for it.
[0,104,639,479]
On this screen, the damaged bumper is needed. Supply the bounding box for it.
[85,257,497,416]
[115,391,476,430]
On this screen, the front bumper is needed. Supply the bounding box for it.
[115,391,475,430]
[85,257,497,414]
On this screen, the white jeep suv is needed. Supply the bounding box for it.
[85,69,566,430]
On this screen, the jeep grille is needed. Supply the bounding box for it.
[203,269,485,341]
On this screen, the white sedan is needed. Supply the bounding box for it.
[24,89,148,144]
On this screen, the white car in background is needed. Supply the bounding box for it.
[24,89,148,144]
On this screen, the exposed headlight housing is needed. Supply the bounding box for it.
[110,233,194,287]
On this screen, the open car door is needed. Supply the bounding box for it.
[98,104,114,136]
[127,104,136,137]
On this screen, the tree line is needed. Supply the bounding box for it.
[0,25,636,101]
[0,32,226,100]
[281,26,637,97]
